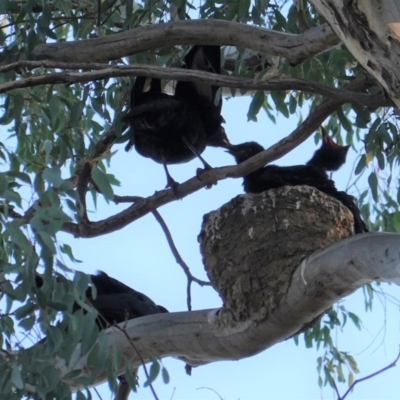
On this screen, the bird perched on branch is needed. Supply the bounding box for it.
[36,271,167,399]
[226,129,367,234]
[122,45,229,190]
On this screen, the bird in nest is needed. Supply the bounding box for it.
[226,128,367,234]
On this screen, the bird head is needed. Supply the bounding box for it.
[307,127,350,171]
[207,127,231,148]
[226,141,265,164]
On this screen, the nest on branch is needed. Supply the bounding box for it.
[199,185,354,322]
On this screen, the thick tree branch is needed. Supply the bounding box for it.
[32,232,400,391]
[309,0,400,108]
[32,20,340,66]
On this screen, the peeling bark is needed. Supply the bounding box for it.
[310,0,400,107]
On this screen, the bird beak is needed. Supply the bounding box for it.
[320,126,342,148]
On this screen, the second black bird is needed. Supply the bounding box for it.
[36,271,167,400]
[226,131,367,234]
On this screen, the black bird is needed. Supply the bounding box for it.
[175,45,227,147]
[35,271,167,399]
[122,45,228,189]
[226,133,368,234]
[35,271,167,325]
[307,127,350,171]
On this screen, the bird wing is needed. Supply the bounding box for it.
[176,45,221,106]
[90,272,169,323]
[123,97,182,122]
[246,165,333,192]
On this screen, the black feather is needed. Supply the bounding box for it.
[122,46,229,188]
[227,140,367,234]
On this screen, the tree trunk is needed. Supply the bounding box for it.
[310,0,400,107]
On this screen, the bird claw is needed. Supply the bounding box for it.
[165,177,181,198]
[196,168,216,189]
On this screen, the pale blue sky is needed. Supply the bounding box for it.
[55,95,400,400]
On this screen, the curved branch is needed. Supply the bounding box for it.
[0,61,391,108]
[38,232,400,391]
[32,20,340,66]
[59,77,379,238]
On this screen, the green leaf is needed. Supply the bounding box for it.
[348,312,361,330]
[15,302,35,320]
[80,314,98,356]
[6,171,31,184]
[0,173,9,195]
[238,0,250,19]
[11,365,23,390]
[247,91,265,122]
[337,363,345,382]
[161,367,170,384]
[289,94,297,114]
[60,243,82,263]
[337,107,352,132]
[368,172,379,202]
[144,359,160,387]
[324,366,336,388]
[123,362,138,393]
[43,167,63,188]
[37,231,57,254]
[91,167,114,200]
[88,333,109,380]
[270,91,289,118]
[7,224,33,255]
[69,101,86,128]
[344,354,360,373]
[76,391,86,400]
[348,372,354,387]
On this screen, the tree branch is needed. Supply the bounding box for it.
[309,0,400,108]
[32,20,340,66]
[28,232,400,391]
[0,61,391,108]
[338,347,400,400]
[58,77,377,238]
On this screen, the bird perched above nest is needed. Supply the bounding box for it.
[122,45,229,190]
[226,128,367,234]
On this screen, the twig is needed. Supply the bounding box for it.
[113,323,160,400]
[113,195,211,311]
[196,387,224,400]
[338,346,400,400]
[152,209,211,311]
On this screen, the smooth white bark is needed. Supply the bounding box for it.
[310,0,400,107]
[33,20,339,66]
[48,232,400,390]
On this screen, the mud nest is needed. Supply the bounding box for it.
[198,186,354,322]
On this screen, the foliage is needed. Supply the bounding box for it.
[0,0,398,398]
